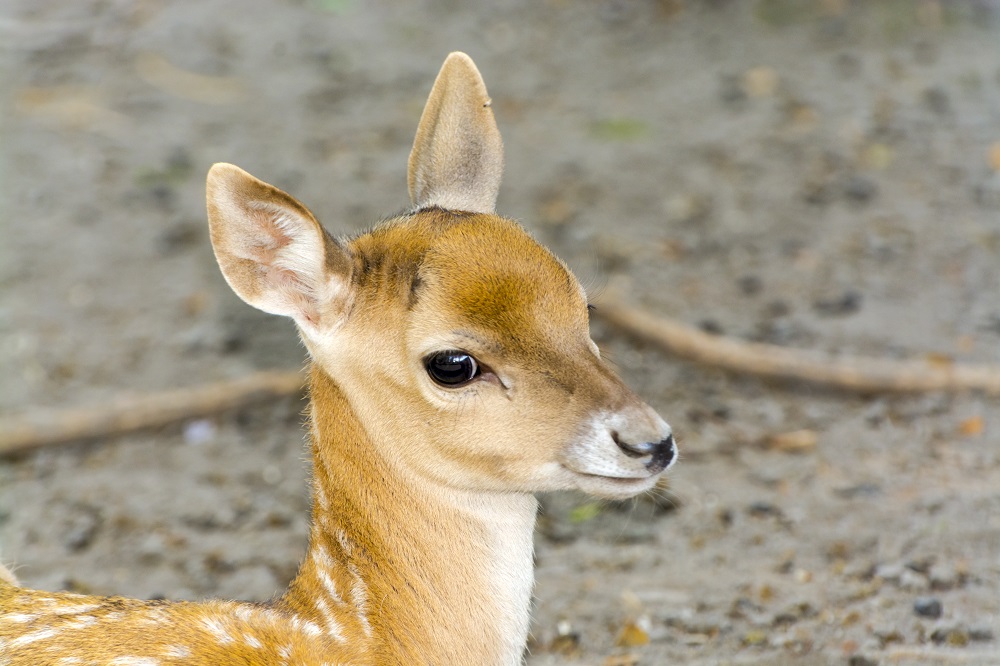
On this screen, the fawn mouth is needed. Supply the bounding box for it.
[566,469,660,499]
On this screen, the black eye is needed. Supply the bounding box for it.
[425,351,480,387]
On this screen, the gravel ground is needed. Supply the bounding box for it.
[2,1,999,664]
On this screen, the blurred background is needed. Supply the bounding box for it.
[1,1,999,663]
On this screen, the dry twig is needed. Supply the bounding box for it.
[0,371,304,457]
[593,302,1000,396]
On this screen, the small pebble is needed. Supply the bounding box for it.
[157,221,202,254]
[262,464,283,485]
[766,429,818,453]
[137,532,168,564]
[969,625,995,642]
[873,626,904,646]
[922,86,950,115]
[863,399,888,425]
[813,290,863,317]
[664,193,712,224]
[63,504,102,552]
[834,53,862,79]
[742,66,779,98]
[913,596,942,619]
[847,654,878,666]
[615,618,650,647]
[698,319,725,335]
[989,142,1000,172]
[848,656,879,666]
[928,562,958,590]
[221,331,247,354]
[548,631,580,656]
[747,501,782,518]
[835,483,882,500]
[930,622,969,645]
[974,172,1000,209]
[719,73,747,106]
[843,175,878,203]
[899,568,929,592]
[184,419,217,445]
[738,275,762,296]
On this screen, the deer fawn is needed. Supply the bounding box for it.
[0,52,675,665]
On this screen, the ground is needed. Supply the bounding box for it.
[1,1,999,664]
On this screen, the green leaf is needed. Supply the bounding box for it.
[569,502,603,523]
[589,118,649,141]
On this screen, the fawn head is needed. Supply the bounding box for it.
[206,53,674,499]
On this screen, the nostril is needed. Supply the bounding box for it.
[618,433,676,471]
[616,436,655,459]
[646,434,676,474]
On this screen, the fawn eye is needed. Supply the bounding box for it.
[425,351,480,387]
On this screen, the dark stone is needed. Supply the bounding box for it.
[843,175,878,203]
[738,275,763,296]
[914,597,943,619]
[699,319,725,335]
[747,501,782,518]
[814,290,863,317]
[834,482,882,499]
[922,86,951,115]
[848,656,879,666]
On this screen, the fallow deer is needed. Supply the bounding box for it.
[0,52,675,665]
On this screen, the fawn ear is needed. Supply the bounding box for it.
[206,163,352,333]
[408,52,504,214]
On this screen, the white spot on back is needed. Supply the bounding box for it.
[10,627,58,648]
[136,608,169,627]
[243,633,263,649]
[290,616,322,637]
[109,658,160,666]
[63,615,97,630]
[163,645,192,658]
[51,604,100,616]
[0,613,37,624]
[201,616,234,644]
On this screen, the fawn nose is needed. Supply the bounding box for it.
[614,433,676,474]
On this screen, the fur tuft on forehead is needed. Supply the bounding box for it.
[415,213,586,343]
[340,208,589,357]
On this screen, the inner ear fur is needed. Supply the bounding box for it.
[206,163,350,329]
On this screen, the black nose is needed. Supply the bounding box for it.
[615,434,676,474]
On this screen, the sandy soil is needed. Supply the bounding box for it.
[2,1,999,663]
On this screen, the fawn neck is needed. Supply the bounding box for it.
[281,365,537,665]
